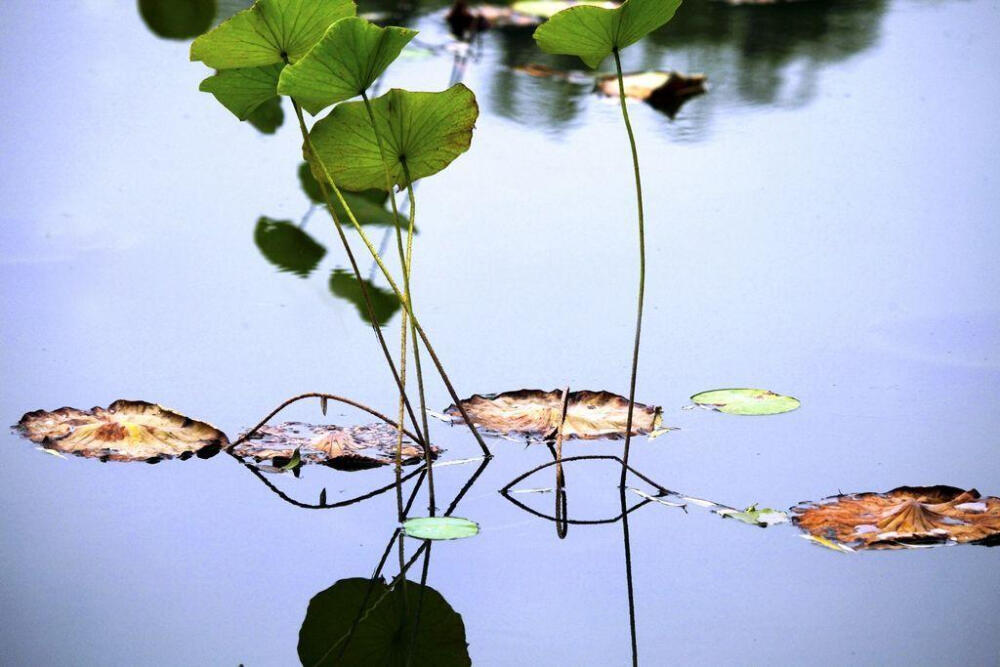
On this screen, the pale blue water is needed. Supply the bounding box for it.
[1,0,998,664]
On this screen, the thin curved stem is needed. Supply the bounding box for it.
[304,129,491,458]
[613,48,647,488]
[230,391,420,448]
[290,100,426,448]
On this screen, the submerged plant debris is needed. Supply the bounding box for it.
[232,421,436,471]
[595,70,706,118]
[299,577,471,666]
[792,485,1000,550]
[690,388,800,415]
[441,389,664,441]
[16,400,227,463]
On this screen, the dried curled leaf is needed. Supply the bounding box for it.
[792,485,1000,550]
[233,421,437,471]
[595,70,706,118]
[443,389,662,441]
[16,401,227,462]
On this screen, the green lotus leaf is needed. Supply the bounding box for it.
[533,0,682,69]
[277,17,417,115]
[254,216,326,277]
[309,85,478,191]
[329,269,400,326]
[190,0,356,69]
[690,388,800,416]
[199,63,284,119]
[139,0,216,40]
[246,95,284,133]
[402,516,480,540]
[298,578,471,666]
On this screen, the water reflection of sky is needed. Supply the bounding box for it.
[1,0,999,664]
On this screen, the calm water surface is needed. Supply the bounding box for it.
[1,0,999,664]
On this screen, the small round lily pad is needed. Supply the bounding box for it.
[690,388,800,416]
[402,516,479,541]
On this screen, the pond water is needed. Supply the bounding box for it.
[2,0,999,664]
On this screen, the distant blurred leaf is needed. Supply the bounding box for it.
[139,0,216,40]
[199,64,283,119]
[329,269,401,326]
[299,578,471,666]
[278,17,417,115]
[254,216,326,277]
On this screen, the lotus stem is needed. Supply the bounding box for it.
[620,485,639,667]
[360,92,438,515]
[613,48,647,489]
[304,133,492,458]
[289,100,426,449]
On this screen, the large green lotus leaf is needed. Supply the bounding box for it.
[246,95,284,133]
[309,85,478,191]
[533,0,682,69]
[329,269,400,326]
[199,63,283,119]
[254,216,326,277]
[140,0,216,39]
[277,17,417,115]
[298,577,470,666]
[190,0,356,69]
[297,163,407,229]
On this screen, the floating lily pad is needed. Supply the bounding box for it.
[690,388,800,415]
[232,422,436,471]
[199,63,284,120]
[442,389,663,441]
[402,516,480,540]
[298,578,471,666]
[190,0,355,69]
[717,504,789,527]
[329,269,401,326]
[792,486,1000,550]
[308,85,479,191]
[16,401,227,463]
[139,0,216,40]
[595,70,706,117]
[277,17,417,115]
[254,216,326,277]
[533,0,682,69]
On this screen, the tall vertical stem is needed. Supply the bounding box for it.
[362,93,437,514]
[613,48,646,489]
[620,485,639,666]
[305,130,492,458]
[289,99,426,448]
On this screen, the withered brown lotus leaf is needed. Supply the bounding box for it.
[595,70,707,118]
[443,389,662,441]
[233,422,437,471]
[792,485,1000,550]
[16,400,227,462]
